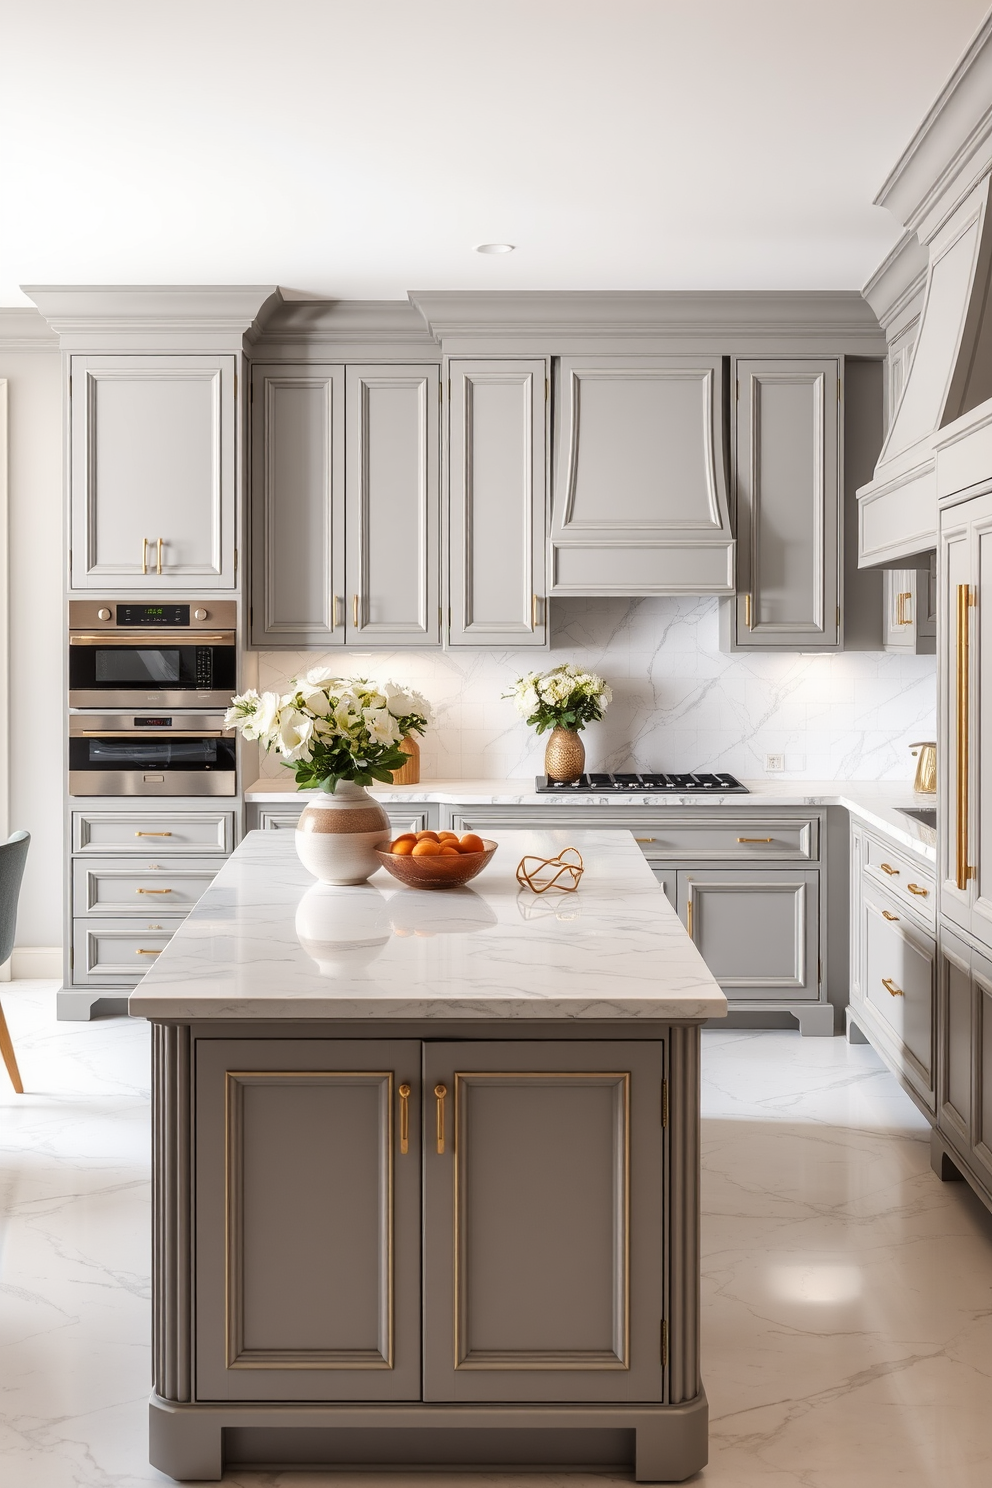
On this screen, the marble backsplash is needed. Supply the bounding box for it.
[255,596,936,785]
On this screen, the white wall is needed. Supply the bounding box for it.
[0,345,63,952]
[257,595,937,785]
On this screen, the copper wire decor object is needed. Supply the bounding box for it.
[515,847,585,894]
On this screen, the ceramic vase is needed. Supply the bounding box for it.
[544,727,585,783]
[295,780,391,885]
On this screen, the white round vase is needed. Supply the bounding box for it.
[294,781,391,885]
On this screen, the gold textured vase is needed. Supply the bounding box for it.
[391,735,421,785]
[544,728,585,783]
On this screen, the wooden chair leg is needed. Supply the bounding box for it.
[0,1002,24,1093]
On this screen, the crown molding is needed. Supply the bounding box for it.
[250,298,439,361]
[861,230,929,338]
[874,12,992,241]
[20,284,280,351]
[0,308,58,352]
[407,289,885,355]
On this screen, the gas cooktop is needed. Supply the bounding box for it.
[535,772,748,794]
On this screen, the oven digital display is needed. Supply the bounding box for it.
[133,717,172,727]
[116,604,191,626]
[94,650,181,685]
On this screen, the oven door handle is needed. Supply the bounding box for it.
[69,632,234,645]
[72,730,230,738]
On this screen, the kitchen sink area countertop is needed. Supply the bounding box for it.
[245,776,938,862]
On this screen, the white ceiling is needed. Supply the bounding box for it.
[1,0,988,307]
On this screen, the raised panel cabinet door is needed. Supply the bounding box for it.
[194,1038,421,1402]
[678,869,819,1002]
[422,1040,664,1403]
[938,930,973,1152]
[971,949,992,1191]
[345,365,439,646]
[448,360,548,647]
[70,354,236,590]
[250,365,345,646]
[734,358,840,649]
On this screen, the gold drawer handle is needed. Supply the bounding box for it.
[156,537,163,575]
[882,977,903,997]
[738,836,773,843]
[137,887,173,894]
[141,536,148,575]
[136,948,162,956]
[896,591,912,625]
[880,863,900,876]
[635,837,656,843]
[434,1083,447,1155]
[686,899,693,938]
[745,592,753,629]
[135,831,172,838]
[907,883,929,897]
[881,910,899,921]
[398,1082,411,1155]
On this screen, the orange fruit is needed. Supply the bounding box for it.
[437,831,459,842]
[458,833,486,854]
[391,838,415,855]
[392,832,416,845]
[415,830,440,842]
[412,838,442,856]
[438,844,460,855]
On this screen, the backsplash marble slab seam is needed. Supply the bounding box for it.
[256,597,936,783]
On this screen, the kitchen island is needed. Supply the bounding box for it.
[131,828,726,1482]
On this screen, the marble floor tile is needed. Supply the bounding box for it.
[1,992,991,1485]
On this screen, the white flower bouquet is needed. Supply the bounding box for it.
[505,663,612,734]
[225,672,433,792]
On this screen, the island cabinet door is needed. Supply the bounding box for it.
[422,1040,665,1403]
[194,1039,421,1402]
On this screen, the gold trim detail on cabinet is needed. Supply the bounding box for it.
[907,883,929,898]
[451,1070,631,1371]
[881,978,904,998]
[737,836,773,843]
[956,583,976,890]
[398,1082,411,1155]
[224,1070,395,1370]
[880,863,900,876]
[434,1083,447,1155]
[896,591,913,625]
[881,910,899,921]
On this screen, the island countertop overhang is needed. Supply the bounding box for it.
[128,827,728,1023]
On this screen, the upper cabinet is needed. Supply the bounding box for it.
[69,354,237,590]
[882,559,936,654]
[447,359,548,648]
[250,363,439,648]
[549,356,734,596]
[729,358,841,651]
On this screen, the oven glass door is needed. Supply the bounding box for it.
[69,736,236,773]
[69,644,236,693]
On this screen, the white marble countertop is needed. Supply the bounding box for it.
[129,828,728,1023]
[244,776,937,864]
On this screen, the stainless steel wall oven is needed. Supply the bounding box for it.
[69,713,236,797]
[68,600,236,708]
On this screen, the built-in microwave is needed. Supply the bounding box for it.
[68,713,237,796]
[68,601,237,709]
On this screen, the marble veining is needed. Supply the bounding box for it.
[2,990,991,1486]
[128,828,727,1022]
[256,595,937,784]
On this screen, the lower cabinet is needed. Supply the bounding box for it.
[250,803,437,835]
[678,870,819,1004]
[935,929,992,1204]
[194,1035,666,1405]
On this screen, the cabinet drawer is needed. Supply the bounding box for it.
[863,885,934,1088]
[73,809,235,854]
[255,805,431,836]
[678,869,820,1002]
[449,810,817,860]
[71,917,184,984]
[72,857,221,916]
[863,832,935,925]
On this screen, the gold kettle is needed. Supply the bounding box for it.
[910,742,937,795]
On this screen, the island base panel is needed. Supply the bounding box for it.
[148,1394,709,1482]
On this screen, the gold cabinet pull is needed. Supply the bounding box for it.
[135,831,172,837]
[880,862,900,876]
[434,1083,447,1154]
[398,1082,411,1155]
[136,948,162,956]
[881,977,903,997]
[156,537,163,575]
[136,887,173,894]
[881,910,899,921]
[532,594,543,629]
[141,537,149,575]
[956,583,975,891]
[635,837,656,843]
[686,899,693,938]
[896,591,912,625]
[907,883,929,897]
[332,594,341,629]
[744,592,753,629]
[738,836,773,843]
[353,594,360,627]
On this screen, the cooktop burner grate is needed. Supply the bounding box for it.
[535,771,748,793]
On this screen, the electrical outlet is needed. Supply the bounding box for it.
[765,754,785,772]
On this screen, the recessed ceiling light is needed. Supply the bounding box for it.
[475,242,515,254]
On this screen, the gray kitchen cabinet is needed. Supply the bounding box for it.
[550,356,735,596]
[882,558,936,653]
[938,489,992,955]
[250,365,345,646]
[422,1040,664,1404]
[249,363,439,648]
[677,868,820,1008]
[933,930,992,1210]
[195,1038,422,1402]
[250,803,437,835]
[447,360,548,647]
[69,353,238,590]
[729,358,841,650]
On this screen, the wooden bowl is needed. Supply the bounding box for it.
[374,840,497,891]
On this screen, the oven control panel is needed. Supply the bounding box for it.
[68,600,237,631]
